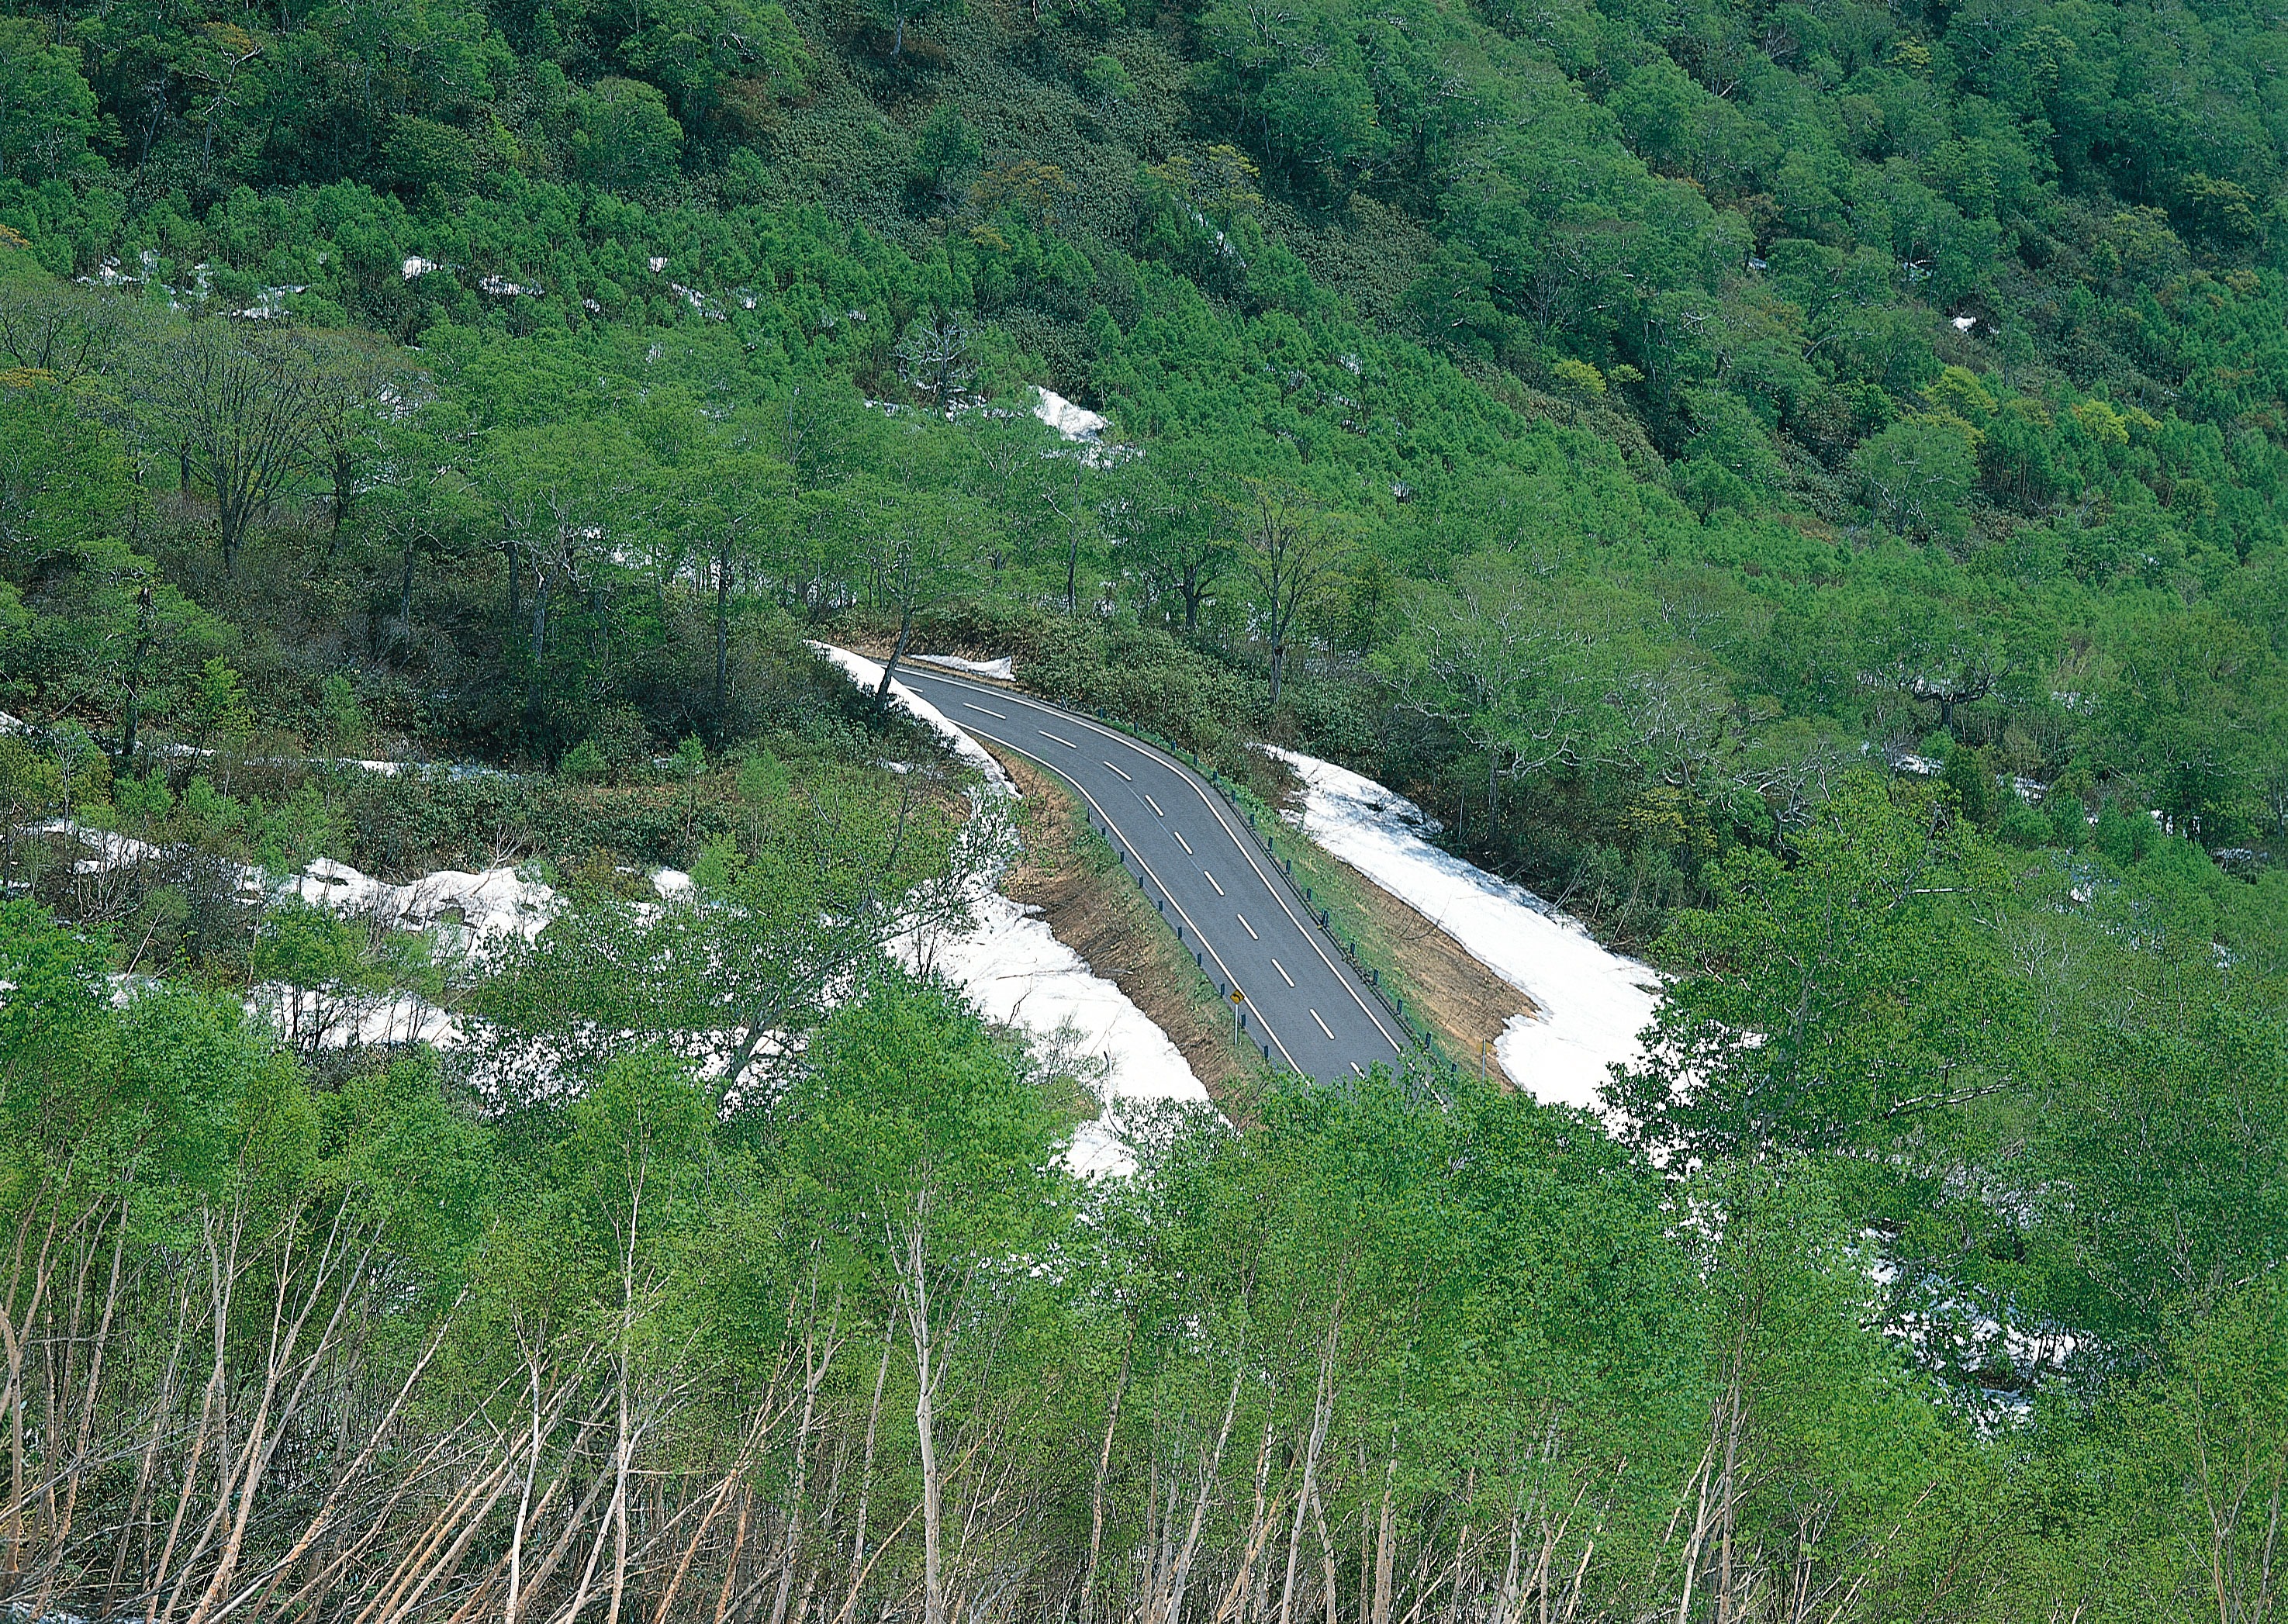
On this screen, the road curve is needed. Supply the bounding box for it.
[894,664,1407,1083]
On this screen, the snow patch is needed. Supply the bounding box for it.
[291,856,559,945]
[911,651,1016,681]
[900,891,1212,1177]
[807,643,1014,791]
[1033,386,1107,442]
[1261,748,1663,1116]
[31,821,165,876]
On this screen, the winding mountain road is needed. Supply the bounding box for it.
[895,664,1407,1083]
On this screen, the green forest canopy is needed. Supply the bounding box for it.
[4,0,2288,1612]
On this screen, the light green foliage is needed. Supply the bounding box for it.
[569,78,685,190]
[471,759,974,1101]
[0,0,2283,1608]
[1853,417,1979,544]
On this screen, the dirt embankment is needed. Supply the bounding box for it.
[1253,762,1536,1093]
[1312,848,1536,1091]
[987,747,1257,1106]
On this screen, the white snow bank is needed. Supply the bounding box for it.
[293,855,559,943]
[808,642,1015,792]
[1033,386,1107,442]
[33,820,166,876]
[900,892,1213,1177]
[911,651,1017,681]
[251,983,462,1051]
[1262,748,1663,1116]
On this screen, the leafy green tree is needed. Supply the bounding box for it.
[1612,776,2033,1182]
[783,974,1072,1624]
[472,762,975,1102]
[0,21,100,187]
[1853,418,1978,545]
[570,78,685,188]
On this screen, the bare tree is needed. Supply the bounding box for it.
[135,323,321,572]
[1117,451,1230,635]
[1039,442,1103,617]
[897,314,976,417]
[862,484,975,700]
[0,277,125,383]
[304,334,410,548]
[1236,479,1346,705]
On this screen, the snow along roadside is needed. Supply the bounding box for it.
[807,643,1014,790]
[1260,747,1662,1116]
[814,643,1211,1175]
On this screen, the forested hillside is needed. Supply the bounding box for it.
[3,0,2288,1611]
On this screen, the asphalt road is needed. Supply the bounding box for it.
[894,664,1408,1083]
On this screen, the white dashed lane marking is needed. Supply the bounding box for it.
[1270,959,1295,987]
[1173,831,1193,855]
[1145,794,1165,816]
[963,702,1008,719]
[1310,1009,1337,1041]
[1104,761,1132,781]
[1236,913,1258,940]
[1204,871,1225,897]
[1039,729,1078,748]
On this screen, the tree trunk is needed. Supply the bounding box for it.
[715,542,734,724]
[910,1252,945,1624]
[877,601,917,703]
[1079,1329,1133,1624]
[1164,1364,1247,1624]
[119,582,155,761]
[399,537,417,658]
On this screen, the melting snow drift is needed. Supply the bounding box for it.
[903,894,1211,1177]
[1263,748,1663,1114]
[911,651,1017,681]
[1033,386,1108,442]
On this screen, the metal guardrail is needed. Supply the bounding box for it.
[1065,702,1469,1088]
